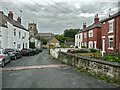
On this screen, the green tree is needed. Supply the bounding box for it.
[64,29,80,38]
[36,35,49,45]
[29,42,35,48]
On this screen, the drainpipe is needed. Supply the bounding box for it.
[114,18,116,49]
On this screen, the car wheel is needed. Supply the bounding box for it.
[2,60,5,67]
[14,56,17,60]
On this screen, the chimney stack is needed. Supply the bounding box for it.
[94,14,99,24]
[8,11,13,20]
[17,17,21,24]
[83,23,86,29]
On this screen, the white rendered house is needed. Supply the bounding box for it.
[0,11,29,50]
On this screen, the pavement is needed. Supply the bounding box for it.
[2,49,120,88]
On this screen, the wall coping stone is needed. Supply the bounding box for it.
[59,51,120,68]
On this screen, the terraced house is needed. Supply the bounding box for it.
[75,11,120,53]
[0,11,29,50]
[75,14,102,49]
[101,11,120,53]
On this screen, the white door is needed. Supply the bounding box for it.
[102,38,105,52]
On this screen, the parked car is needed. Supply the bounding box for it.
[21,48,33,56]
[5,48,22,60]
[31,48,36,56]
[0,49,11,67]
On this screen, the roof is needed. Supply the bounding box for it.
[48,37,59,43]
[65,42,75,46]
[81,22,102,33]
[77,11,120,34]
[0,11,28,31]
[101,11,120,23]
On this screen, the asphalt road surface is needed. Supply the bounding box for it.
[2,49,120,88]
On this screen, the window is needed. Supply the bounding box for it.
[89,41,93,48]
[79,42,81,47]
[26,43,27,48]
[17,44,21,49]
[84,32,87,38]
[108,20,114,33]
[82,42,84,46]
[89,30,93,37]
[109,38,113,48]
[24,32,26,37]
[84,42,87,47]
[19,31,21,38]
[30,26,32,30]
[51,43,54,45]
[79,35,81,39]
[14,29,16,36]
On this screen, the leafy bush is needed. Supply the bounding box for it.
[90,49,97,53]
[104,56,120,63]
[81,46,87,48]
[60,43,66,48]
[75,49,89,53]
[42,47,47,49]
[67,49,75,53]
[29,42,35,48]
[50,45,55,49]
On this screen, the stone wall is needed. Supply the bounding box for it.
[58,52,120,83]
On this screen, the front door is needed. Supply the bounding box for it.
[102,38,105,52]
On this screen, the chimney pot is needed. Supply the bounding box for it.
[83,23,86,29]
[8,11,13,20]
[94,14,99,24]
[17,17,21,24]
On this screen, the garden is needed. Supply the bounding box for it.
[67,48,120,63]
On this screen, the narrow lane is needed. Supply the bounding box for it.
[2,50,119,88]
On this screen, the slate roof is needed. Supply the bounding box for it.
[101,11,120,23]
[0,11,28,31]
[77,11,120,34]
[81,22,102,33]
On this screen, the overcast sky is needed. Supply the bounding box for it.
[0,0,120,34]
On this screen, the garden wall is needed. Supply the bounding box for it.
[58,51,120,83]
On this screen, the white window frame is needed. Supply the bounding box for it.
[19,31,21,38]
[108,19,114,33]
[17,44,21,49]
[84,32,87,38]
[108,35,114,50]
[14,28,16,36]
[89,30,93,37]
[89,41,93,48]
[94,41,97,49]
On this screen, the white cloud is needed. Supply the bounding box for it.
[79,13,95,17]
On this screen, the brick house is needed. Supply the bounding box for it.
[101,11,120,53]
[76,14,102,49]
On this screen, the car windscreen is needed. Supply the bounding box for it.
[5,49,14,52]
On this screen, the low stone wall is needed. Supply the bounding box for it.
[58,52,120,83]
